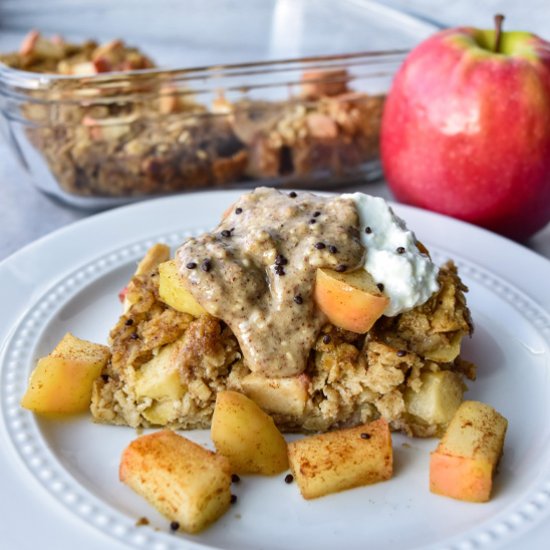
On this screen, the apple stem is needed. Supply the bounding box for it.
[494,14,505,53]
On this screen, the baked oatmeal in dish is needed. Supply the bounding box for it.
[91,189,474,437]
[1,32,385,201]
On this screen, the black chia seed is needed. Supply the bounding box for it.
[275,254,288,266]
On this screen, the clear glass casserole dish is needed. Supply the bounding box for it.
[0,0,435,208]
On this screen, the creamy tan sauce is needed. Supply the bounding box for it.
[176,187,364,377]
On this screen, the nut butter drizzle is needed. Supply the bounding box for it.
[176,188,364,377]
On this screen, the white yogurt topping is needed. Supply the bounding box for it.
[344,193,440,317]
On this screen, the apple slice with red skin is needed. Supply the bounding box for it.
[314,268,389,333]
[118,286,128,303]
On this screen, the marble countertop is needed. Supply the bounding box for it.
[1,0,549,262]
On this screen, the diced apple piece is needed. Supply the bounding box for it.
[314,268,389,333]
[120,430,231,533]
[158,260,206,317]
[405,370,465,429]
[212,94,233,115]
[306,113,338,139]
[118,285,128,303]
[240,372,309,416]
[19,30,40,56]
[288,419,393,500]
[70,62,100,75]
[211,390,288,475]
[430,401,508,502]
[142,401,180,425]
[19,30,65,59]
[135,339,186,401]
[21,333,110,414]
[300,69,349,98]
[92,38,123,58]
[84,117,134,141]
[423,331,464,362]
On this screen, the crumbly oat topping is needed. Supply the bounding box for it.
[0,31,154,74]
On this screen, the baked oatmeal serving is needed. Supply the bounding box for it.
[90,188,474,437]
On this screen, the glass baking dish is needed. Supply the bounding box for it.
[0,0,435,208]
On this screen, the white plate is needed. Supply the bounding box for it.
[1,190,550,550]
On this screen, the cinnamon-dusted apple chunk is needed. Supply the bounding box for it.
[120,430,231,533]
[404,370,466,436]
[240,372,309,417]
[288,419,393,499]
[429,401,508,502]
[21,332,110,414]
[211,391,289,475]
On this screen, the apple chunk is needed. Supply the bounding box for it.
[287,419,393,499]
[120,430,231,533]
[21,333,110,414]
[314,268,389,333]
[240,372,309,417]
[211,390,288,475]
[158,259,206,317]
[405,370,465,431]
[430,401,508,502]
[135,339,186,402]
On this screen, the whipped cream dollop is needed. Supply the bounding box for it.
[344,193,440,317]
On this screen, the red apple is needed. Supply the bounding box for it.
[381,16,550,241]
